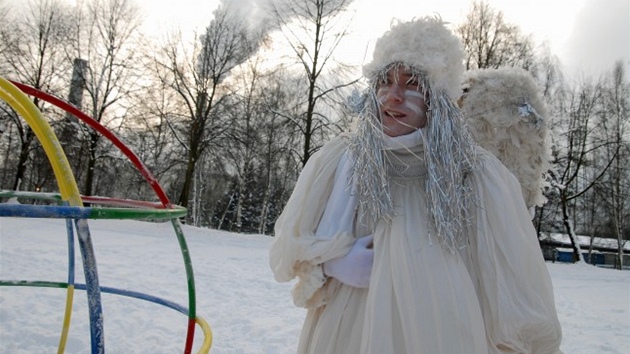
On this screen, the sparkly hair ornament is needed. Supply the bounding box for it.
[350,16,478,251]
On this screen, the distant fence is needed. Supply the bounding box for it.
[541,246,630,268]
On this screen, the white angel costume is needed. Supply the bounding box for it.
[269,17,562,354]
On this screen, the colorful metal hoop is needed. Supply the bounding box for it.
[0,78,212,354]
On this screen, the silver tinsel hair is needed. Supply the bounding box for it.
[350,63,479,251]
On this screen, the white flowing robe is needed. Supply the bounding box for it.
[269,134,563,354]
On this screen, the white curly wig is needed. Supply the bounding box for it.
[363,16,464,99]
[460,67,553,208]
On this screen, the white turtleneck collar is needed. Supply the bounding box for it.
[381,129,424,150]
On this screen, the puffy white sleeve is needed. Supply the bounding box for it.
[463,151,563,354]
[269,135,357,308]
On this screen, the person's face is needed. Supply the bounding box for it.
[376,67,428,137]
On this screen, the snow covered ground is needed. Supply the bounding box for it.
[1,217,628,353]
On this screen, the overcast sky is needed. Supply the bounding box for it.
[560,0,629,79]
[134,0,629,81]
[5,0,629,80]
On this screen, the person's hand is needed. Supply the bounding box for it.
[323,234,374,288]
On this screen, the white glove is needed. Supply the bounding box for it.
[323,234,374,288]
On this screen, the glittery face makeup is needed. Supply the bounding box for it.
[376,67,428,137]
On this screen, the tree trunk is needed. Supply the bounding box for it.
[258,173,272,235]
[83,132,99,197]
[12,128,34,191]
[216,191,235,230]
[613,208,623,270]
[234,175,244,233]
[178,154,196,212]
[561,191,583,262]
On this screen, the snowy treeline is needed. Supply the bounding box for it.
[0,0,627,264]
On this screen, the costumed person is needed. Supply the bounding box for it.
[269,16,563,354]
[459,67,553,210]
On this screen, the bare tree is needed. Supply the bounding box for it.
[0,2,16,189]
[151,3,259,217]
[0,0,73,192]
[256,71,305,234]
[0,0,11,62]
[531,44,565,237]
[535,43,564,99]
[219,55,267,231]
[216,49,306,233]
[456,1,536,71]
[549,76,618,262]
[592,61,630,269]
[67,0,144,196]
[269,0,357,166]
[125,73,183,191]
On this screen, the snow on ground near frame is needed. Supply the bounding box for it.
[0,217,628,353]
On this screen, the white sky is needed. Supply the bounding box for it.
[6,0,629,80]
[133,0,629,80]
